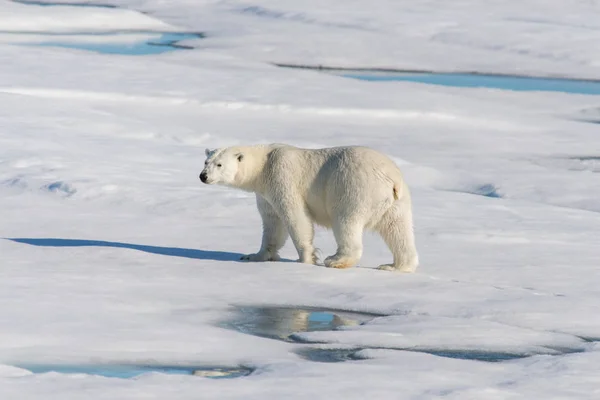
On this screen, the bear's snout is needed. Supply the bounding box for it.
[199,171,208,183]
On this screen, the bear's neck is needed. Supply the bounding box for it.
[231,145,270,194]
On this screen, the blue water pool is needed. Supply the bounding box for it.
[341,72,600,95]
[17,364,252,379]
[34,32,202,55]
[11,0,203,55]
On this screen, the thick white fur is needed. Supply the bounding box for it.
[200,144,418,272]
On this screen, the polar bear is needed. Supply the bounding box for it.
[199,144,418,272]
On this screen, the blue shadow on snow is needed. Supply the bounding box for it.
[6,238,243,261]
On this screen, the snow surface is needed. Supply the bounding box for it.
[1,0,600,399]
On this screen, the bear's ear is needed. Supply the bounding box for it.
[205,148,212,157]
[237,153,244,162]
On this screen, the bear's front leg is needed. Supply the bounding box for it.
[241,195,289,262]
[281,207,318,265]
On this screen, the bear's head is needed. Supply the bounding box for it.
[199,147,244,186]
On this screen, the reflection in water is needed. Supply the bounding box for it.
[222,306,569,364]
[224,306,377,342]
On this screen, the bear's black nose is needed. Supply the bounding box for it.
[199,172,208,183]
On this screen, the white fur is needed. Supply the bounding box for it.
[200,144,418,272]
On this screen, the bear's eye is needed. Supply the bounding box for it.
[204,161,208,165]
[217,163,222,168]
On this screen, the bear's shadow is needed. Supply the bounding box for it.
[6,237,251,262]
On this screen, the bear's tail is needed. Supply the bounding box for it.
[393,184,401,201]
[392,179,412,203]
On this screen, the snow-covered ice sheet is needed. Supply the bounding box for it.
[86,0,600,79]
[1,1,600,399]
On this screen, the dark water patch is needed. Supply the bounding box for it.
[571,156,600,161]
[191,366,253,378]
[297,347,548,363]
[295,347,366,363]
[385,345,586,362]
[418,349,528,362]
[43,181,76,196]
[293,340,587,363]
[221,306,380,342]
[16,364,253,379]
[472,183,502,198]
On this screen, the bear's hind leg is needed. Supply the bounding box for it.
[375,201,418,272]
[241,195,289,262]
[324,217,364,269]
